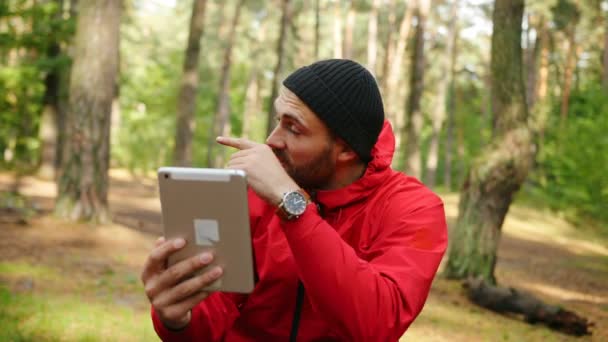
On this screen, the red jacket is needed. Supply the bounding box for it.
[152,121,448,341]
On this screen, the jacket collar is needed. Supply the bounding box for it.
[314,120,395,211]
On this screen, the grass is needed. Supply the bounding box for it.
[1,171,605,341]
[0,286,156,342]
[0,261,157,341]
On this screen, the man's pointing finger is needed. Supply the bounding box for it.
[216,136,257,150]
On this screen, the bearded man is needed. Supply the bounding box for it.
[141,59,448,341]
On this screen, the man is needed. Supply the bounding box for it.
[141,59,447,341]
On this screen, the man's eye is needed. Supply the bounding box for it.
[288,124,300,135]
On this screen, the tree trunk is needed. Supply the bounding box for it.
[173,0,207,167]
[403,0,429,178]
[242,19,267,141]
[69,0,78,16]
[380,0,397,95]
[343,1,355,59]
[444,0,532,284]
[525,14,538,109]
[464,277,592,336]
[38,0,64,180]
[314,0,320,60]
[367,0,380,74]
[333,0,343,58]
[444,85,455,190]
[56,0,78,170]
[444,4,460,191]
[426,0,458,189]
[532,17,550,149]
[243,71,259,140]
[55,0,121,224]
[207,0,244,167]
[385,1,414,129]
[266,0,290,136]
[560,27,577,129]
[603,15,608,91]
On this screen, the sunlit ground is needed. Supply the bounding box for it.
[0,171,606,341]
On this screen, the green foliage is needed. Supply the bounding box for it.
[0,1,74,171]
[528,84,608,223]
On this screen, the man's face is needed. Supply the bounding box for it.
[266,86,338,190]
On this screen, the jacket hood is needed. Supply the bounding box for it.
[315,120,395,210]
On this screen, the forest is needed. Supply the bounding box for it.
[0,0,606,340]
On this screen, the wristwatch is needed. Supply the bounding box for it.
[276,189,311,221]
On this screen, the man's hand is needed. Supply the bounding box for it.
[216,136,299,205]
[141,237,223,330]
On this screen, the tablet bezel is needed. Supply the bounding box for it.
[157,167,254,294]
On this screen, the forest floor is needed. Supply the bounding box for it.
[0,170,606,341]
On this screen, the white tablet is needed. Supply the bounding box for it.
[157,167,254,293]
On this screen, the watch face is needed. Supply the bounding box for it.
[284,191,307,216]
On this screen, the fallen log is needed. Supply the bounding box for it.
[463,276,593,336]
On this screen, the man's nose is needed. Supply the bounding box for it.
[266,126,285,149]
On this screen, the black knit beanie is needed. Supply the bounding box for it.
[282,59,385,163]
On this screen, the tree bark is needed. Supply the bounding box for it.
[207,0,244,167]
[426,0,459,189]
[55,0,121,224]
[385,1,414,130]
[266,0,290,136]
[173,0,207,167]
[444,0,532,284]
[464,277,592,336]
[403,0,429,178]
[314,0,320,60]
[604,14,608,91]
[560,27,577,129]
[531,17,550,150]
[243,71,260,140]
[380,0,397,95]
[38,0,64,180]
[242,18,267,141]
[332,0,343,58]
[367,0,380,74]
[343,0,355,59]
[444,4,460,190]
[525,14,538,109]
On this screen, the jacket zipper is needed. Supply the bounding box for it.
[289,199,323,341]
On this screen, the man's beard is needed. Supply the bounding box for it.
[273,144,336,190]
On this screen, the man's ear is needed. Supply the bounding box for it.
[335,138,358,163]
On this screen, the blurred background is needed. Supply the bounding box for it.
[0,0,606,341]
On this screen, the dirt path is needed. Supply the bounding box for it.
[0,171,606,340]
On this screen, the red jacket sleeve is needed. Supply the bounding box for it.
[151,292,245,341]
[281,196,448,341]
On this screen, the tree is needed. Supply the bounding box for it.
[403,0,429,178]
[314,0,321,60]
[426,0,459,189]
[444,0,533,283]
[603,7,608,90]
[55,0,121,223]
[343,0,355,59]
[207,0,245,167]
[173,0,208,167]
[38,0,70,180]
[385,0,414,143]
[552,0,580,129]
[332,0,343,58]
[367,0,380,74]
[266,0,291,136]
